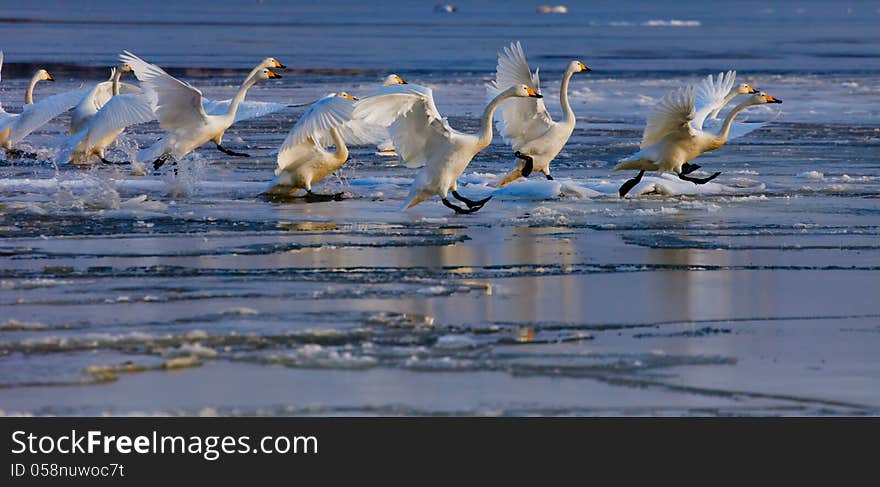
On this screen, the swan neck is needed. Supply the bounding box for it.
[331,127,348,163]
[25,72,42,105]
[716,99,755,141]
[560,67,576,124]
[711,90,739,119]
[227,73,259,120]
[477,90,510,146]
[111,69,123,96]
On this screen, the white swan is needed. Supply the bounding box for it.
[614,79,782,197]
[120,51,283,170]
[355,83,543,213]
[264,92,383,201]
[487,41,590,186]
[60,57,286,167]
[69,63,139,134]
[0,52,88,157]
[375,73,409,156]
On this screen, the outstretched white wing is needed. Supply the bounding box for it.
[691,70,736,131]
[486,41,554,150]
[354,84,452,168]
[120,51,207,131]
[640,85,696,149]
[276,94,352,171]
[202,98,286,123]
[83,93,156,147]
[6,88,89,144]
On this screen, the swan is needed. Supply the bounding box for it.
[0,53,88,157]
[119,51,283,170]
[375,73,408,156]
[487,41,590,187]
[355,83,543,213]
[614,80,782,197]
[69,63,139,134]
[264,92,384,201]
[60,57,287,167]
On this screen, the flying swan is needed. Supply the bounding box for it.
[615,72,782,197]
[120,51,284,170]
[355,82,543,213]
[487,41,590,186]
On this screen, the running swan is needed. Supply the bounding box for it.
[487,41,590,186]
[354,83,543,213]
[264,92,384,201]
[615,75,781,197]
[69,63,139,134]
[0,51,88,157]
[120,51,283,169]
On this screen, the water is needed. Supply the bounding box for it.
[0,0,879,416]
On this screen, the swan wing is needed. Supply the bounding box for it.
[7,88,90,144]
[277,94,352,168]
[202,98,286,123]
[692,70,736,131]
[83,93,156,148]
[640,85,696,149]
[487,41,554,149]
[120,51,207,131]
[0,50,6,115]
[354,86,452,168]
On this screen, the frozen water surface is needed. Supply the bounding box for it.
[0,0,879,415]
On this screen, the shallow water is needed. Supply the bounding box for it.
[0,1,879,416]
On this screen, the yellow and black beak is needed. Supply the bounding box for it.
[342,94,358,101]
[396,75,407,84]
[267,70,282,79]
[578,62,591,72]
[273,59,286,69]
[763,94,782,104]
[747,86,758,94]
[525,86,543,98]
[46,73,55,82]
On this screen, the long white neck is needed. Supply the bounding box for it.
[111,68,123,96]
[560,67,577,125]
[714,99,759,142]
[477,89,515,147]
[225,73,260,122]
[330,127,348,164]
[25,72,42,105]
[710,89,740,119]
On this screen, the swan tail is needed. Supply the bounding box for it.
[137,139,168,164]
[614,158,658,172]
[262,173,300,196]
[402,188,431,210]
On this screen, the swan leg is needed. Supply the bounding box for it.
[544,173,554,181]
[680,163,701,175]
[442,198,479,214]
[515,151,534,177]
[304,190,346,202]
[100,157,129,165]
[618,170,645,198]
[5,148,37,159]
[216,144,250,158]
[451,190,491,209]
[153,154,172,170]
[679,172,721,185]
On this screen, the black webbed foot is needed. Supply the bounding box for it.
[451,190,492,210]
[680,163,701,175]
[679,171,721,185]
[442,198,480,214]
[216,144,250,157]
[304,190,346,203]
[153,154,172,171]
[544,173,554,181]
[515,151,534,177]
[618,170,645,198]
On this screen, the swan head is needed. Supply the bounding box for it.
[753,92,782,104]
[383,74,407,86]
[255,68,282,81]
[260,57,286,69]
[571,61,591,73]
[117,63,134,74]
[511,84,543,98]
[337,92,358,101]
[36,69,54,82]
[737,83,758,95]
